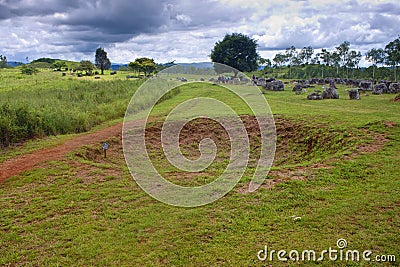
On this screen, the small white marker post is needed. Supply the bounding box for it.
[102,142,109,158]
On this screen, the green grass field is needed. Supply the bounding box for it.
[0,70,399,266]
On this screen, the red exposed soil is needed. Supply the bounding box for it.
[0,123,124,184]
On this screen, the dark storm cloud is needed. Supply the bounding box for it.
[49,0,170,35]
[0,0,174,44]
[0,0,81,19]
[1,0,399,63]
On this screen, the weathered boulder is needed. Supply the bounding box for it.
[388,83,400,94]
[345,79,360,87]
[265,80,284,91]
[293,84,304,94]
[359,81,373,91]
[322,86,339,99]
[348,89,360,100]
[307,91,323,100]
[255,78,266,86]
[379,80,392,89]
[372,83,387,95]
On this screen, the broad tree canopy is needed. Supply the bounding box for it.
[210,33,259,75]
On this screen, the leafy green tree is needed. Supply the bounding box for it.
[316,48,332,78]
[331,51,341,76]
[79,60,95,75]
[95,48,111,75]
[273,53,287,77]
[129,58,157,77]
[52,61,67,70]
[210,33,259,76]
[273,53,285,68]
[0,55,7,68]
[384,36,400,81]
[365,48,384,80]
[31,58,56,64]
[298,46,314,65]
[259,58,272,69]
[284,46,297,78]
[21,65,39,75]
[346,50,362,78]
[129,61,141,76]
[336,41,350,77]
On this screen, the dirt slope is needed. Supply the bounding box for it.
[0,123,124,184]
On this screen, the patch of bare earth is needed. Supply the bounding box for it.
[0,116,389,190]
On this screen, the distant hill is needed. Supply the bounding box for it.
[7,61,24,67]
[111,63,128,71]
[111,62,214,71]
[175,62,213,69]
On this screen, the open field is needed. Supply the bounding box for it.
[0,71,399,266]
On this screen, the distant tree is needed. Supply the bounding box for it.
[272,53,287,77]
[0,54,7,68]
[79,60,95,75]
[331,51,341,76]
[95,48,111,75]
[258,57,272,70]
[316,48,332,78]
[21,65,39,75]
[298,46,314,65]
[273,53,286,68]
[384,36,400,81]
[284,46,297,78]
[365,48,385,80]
[52,61,67,70]
[336,41,350,77]
[128,61,141,76]
[129,58,157,76]
[140,58,157,76]
[210,33,259,76]
[347,50,362,78]
[31,58,56,64]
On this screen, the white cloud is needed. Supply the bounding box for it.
[0,0,399,67]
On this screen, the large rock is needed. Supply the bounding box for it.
[348,89,361,100]
[388,83,400,94]
[322,86,339,99]
[264,80,284,91]
[307,90,323,100]
[293,84,304,94]
[379,80,392,89]
[359,81,373,91]
[255,78,266,86]
[372,83,387,95]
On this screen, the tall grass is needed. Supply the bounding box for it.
[0,69,146,147]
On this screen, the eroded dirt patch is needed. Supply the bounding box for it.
[1,116,389,188]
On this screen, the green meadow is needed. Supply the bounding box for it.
[0,69,399,266]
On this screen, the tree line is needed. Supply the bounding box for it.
[211,33,400,81]
[1,35,399,81]
[0,48,159,78]
[270,38,399,81]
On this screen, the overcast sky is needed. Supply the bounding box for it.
[1,0,399,66]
